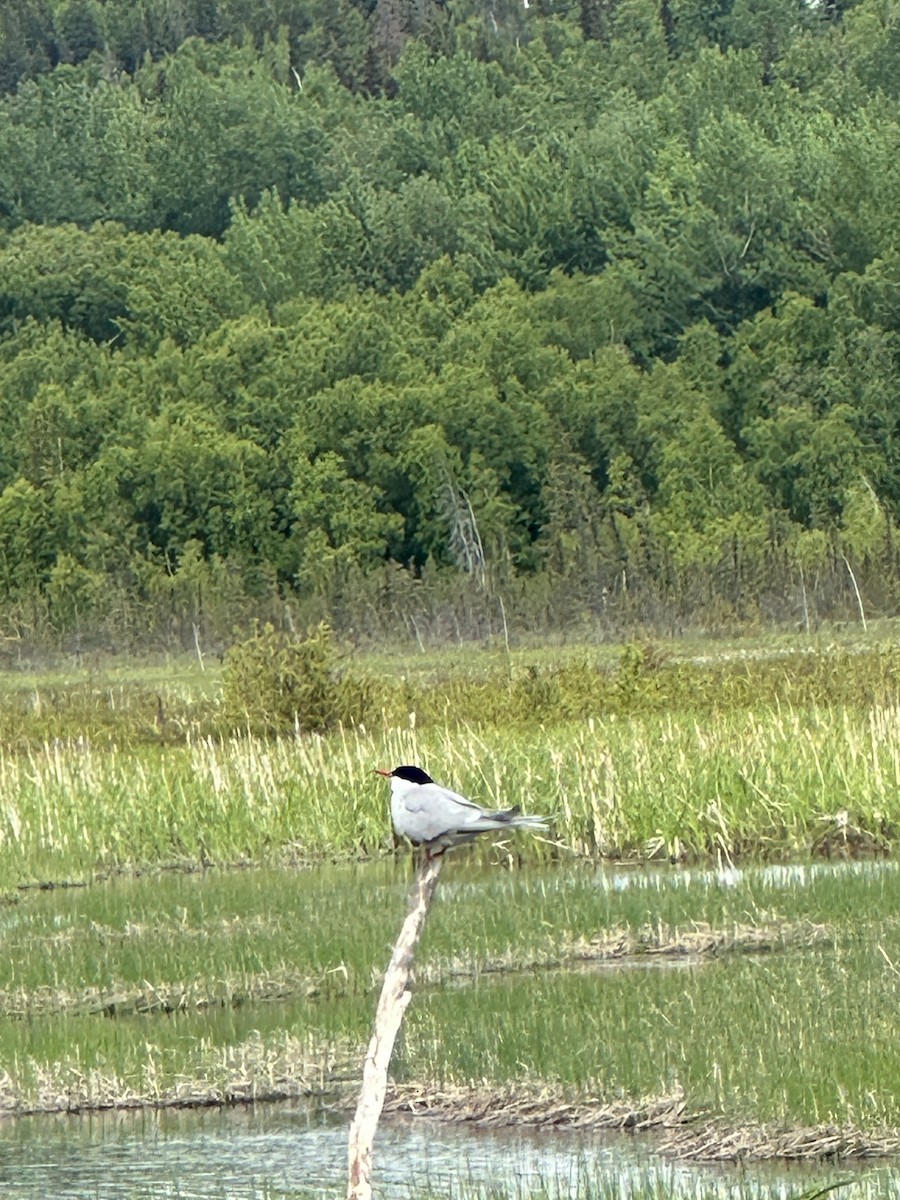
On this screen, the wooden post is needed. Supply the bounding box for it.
[347,854,444,1200]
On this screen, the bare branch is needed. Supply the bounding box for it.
[347,855,444,1200]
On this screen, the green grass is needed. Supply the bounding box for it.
[66,1170,900,1200]
[0,632,899,887]
[0,858,872,1007]
[1,698,899,888]
[410,864,900,1132]
[0,632,899,1181]
[2,625,900,747]
[404,1175,898,1200]
[1,858,899,1141]
[401,1174,900,1200]
[407,942,900,1126]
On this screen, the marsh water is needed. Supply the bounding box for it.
[0,1099,897,1200]
[3,858,900,1199]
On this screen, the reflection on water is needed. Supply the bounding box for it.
[593,859,900,896]
[567,857,896,896]
[0,1101,896,1200]
[438,856,899,907]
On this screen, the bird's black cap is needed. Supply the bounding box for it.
[391,765,433,785]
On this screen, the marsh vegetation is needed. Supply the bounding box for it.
[1,628,899,1197]
[3,631,900,885]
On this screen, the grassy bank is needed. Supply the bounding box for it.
[2,629,900,746]
[0,860,899,1157]
[0,630,898,885]
[1,700,898,887]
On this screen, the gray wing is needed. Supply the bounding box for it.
[399,782,493,841]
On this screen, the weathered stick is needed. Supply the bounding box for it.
[347,853,444,1200]
[842,553,867,632]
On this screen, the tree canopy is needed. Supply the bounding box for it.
[0,0,898,648]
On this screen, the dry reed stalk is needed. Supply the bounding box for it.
[661,1119,900,1161]
[380,1085,900,1162]
[347,853,443,1200]
[382,1082,690,1132]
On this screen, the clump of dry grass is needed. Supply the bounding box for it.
[379,1083,900,1162]
[567,918,832,961]
[0,965,347,1020]
[381,1082,691,1133]
[0,1031,357,1116]
[416,919,833,985]
[660,1119,900,1162]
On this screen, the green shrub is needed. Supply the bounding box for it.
[222,622,376,734]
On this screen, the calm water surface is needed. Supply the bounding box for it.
[0,1100,897,1200]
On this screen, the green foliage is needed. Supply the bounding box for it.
[222,621,378,734]
[0,221,247,346]
[0,2,897,648]
[5,629,900,747]
[288,448,405,590]
[0,477,52,600]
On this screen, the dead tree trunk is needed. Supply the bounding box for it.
[347,854,444,1200]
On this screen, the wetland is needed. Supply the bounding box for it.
[1,630,900,1196]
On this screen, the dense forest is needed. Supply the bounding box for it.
[0,0,898,651]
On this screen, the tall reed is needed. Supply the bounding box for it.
[1,701,898,885]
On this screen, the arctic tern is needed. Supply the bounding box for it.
[374,764,548,856]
